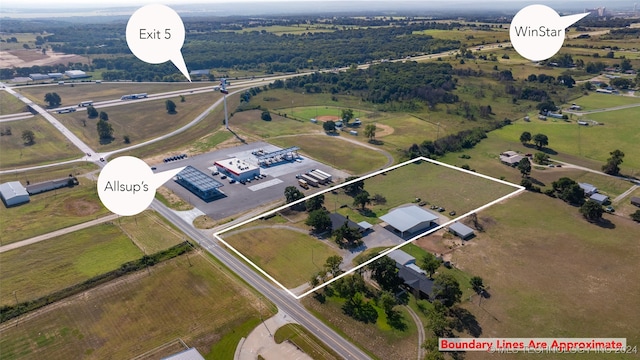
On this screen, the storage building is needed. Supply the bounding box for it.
[380,205,439,237]
[449,222,475,240]
[0,181,30,207]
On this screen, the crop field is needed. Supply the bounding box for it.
[0,181,109,246]
[0,92,27,115]
[269,134,389,175]
[0,223,142,306]
[450,192,640,359]
[16,82,210,108]
[492,107,640,173]
[222,227,340,288]
[58,91,222,152]
[0,116,82,169]
[0,255,273,360]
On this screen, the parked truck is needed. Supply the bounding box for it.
[300,174,319,187]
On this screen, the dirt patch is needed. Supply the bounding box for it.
[0,50,88,68]
[193,215,217,229]
[316,115,341,122]
[156,186,193,211]
[63,199,100,216]
[375,123,394,137]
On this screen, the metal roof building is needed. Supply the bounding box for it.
[380,205,439,237]
[387,249,416,266]
[162,348,205,360]
[449,222,475,240]
[0,181,30,207]
[589,193,609,205]
[329,213,363,233]
[214,158,260,182]
[175,166,224,201]
[579,183,598,196]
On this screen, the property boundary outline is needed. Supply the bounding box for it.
[214,156,525,299]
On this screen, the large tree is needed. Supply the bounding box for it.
[44,92,61,107]
[580,200,604,222]
[261,110,272,121]
[602,149,625,176]
[470,276,485,294]
[99,111,109,121]
[306,194,325,212]
[517,157,531,178]
[21,130,35,145]
[353,190,371,210]
[324,255,343,277]
[323,120,336,132]
[305,209,332,233]
[333,223,363,248]
[86,105,98,118]
[519,131,532,145]
[165,99,177,114]
[433,273,462,307]
[364,124,376,141]
[420,252,441,279]
[96,119,113,140]
[378,291,397,316]
[284,186,304,204]
[368,256,403,292]
[533,133,549,150]
[343,176,364,196]
[341,108,354,124]
[533,152,549,165]
[631,210,640,223]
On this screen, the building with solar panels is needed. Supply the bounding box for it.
[213,158,260,182]
[175,166,224,201]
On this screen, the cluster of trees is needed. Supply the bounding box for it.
[602,150,625,176]
[519,131,549,150]
[44,92,61,108]
[551,177,585,206]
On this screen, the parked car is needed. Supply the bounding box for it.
[220,175,227,179]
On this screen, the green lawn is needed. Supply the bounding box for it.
[0,92,27,115]
[568,92,640,111]
[270,134,389,175]
[0,223,142,306]
[0,182,109,246]
[0,116,83,169]
[116,210,185,254]
[0,255,273,360]
[222,227,340,288]
[231,109,315,138]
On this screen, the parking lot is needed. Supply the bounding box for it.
[154,142,350,220]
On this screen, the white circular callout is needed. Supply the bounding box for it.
[510,5,590,62]
[97,156,185,216]
[126,4,191,81]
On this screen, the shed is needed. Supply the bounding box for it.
[29,73,49,80]
[162,348,205,360]
[379,205,439,237]
[631,197,640,207]
[589,193,609,205]
[449,222,475,240]
[65,70,88,78]
[357,221,373,232]
[578,183,597,196]
[387,249,416,266]
[0,181,30,207]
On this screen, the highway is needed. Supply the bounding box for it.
[152,199,372,360]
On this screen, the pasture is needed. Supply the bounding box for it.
[0,223,142,307]
[0,92,27,115]
[231,109,316,138]
[58,91,222,152]
[269,134,389,175]
[0,116,82,169]
[567,92,640,111]
[222,227,340,289]
[0,255,273,360]
[116,210,185,254]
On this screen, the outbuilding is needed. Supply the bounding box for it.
[589,193,609,205]
[578,183,598,196]
[380,205,439,237]
[387,249,416,266]
[631,197,640,207]
[0,181,30,207]
[64,70,88,78]
[449,222,475,240]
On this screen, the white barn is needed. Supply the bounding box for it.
[380,205,439,237]
[0,181,30,207]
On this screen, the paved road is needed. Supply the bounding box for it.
[0,214,119,253]
[152,200,372,360]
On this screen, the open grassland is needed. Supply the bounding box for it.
[0,92,27,115]
[303,295,418,360]
[0,255,273,360]
[270,134,389,175]
[190,129,234,153]
[0,223,142,307]
[492,108,640,173]
[362,160,518,216]
[231,109,316,138]
[613,187,640,217]
[223,227,340,289]
[0,181,109,246]
[116,210,185,254]
[16,82,210,108]
[414,28,509,46]
[0,162,97,185]
[450,192,640,360]
[567,92,640,111]
[0,116,82,169]
[58,91,222,152]
[274,324,342,360]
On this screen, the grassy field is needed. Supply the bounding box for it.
[0,116,83,169]
[0,181,109,246]
[449,191,640,360]
[0,223,142,306]
[231,109,316,138]
[0,92,27,115]
[270,134,389,175]
[190,129,234,153]
[303,295,419,360]
[274,324,342,360]
[16,82,210,108]
[222,227,340,289]
[116,210,185,254]
[567,92,640,111]
[492,107,640,173]
[58,91,222,152]
[414,28,509,46]
[0,162,97,185]
[0,255,273,360]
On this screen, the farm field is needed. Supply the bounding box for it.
[269,134,389,175]
[0,255,273,360]
[0,92,27,115]
[0,223,142,307]
[0,116,82,169]
[0,181,109,246]
[450,192,640,359]
[58,91,222,152]
[222,227,340,289]
[15,82,211,108]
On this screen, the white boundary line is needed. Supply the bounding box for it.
[214,156,525,299]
